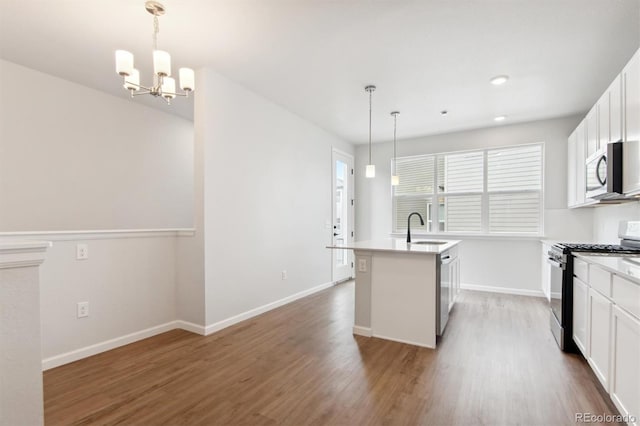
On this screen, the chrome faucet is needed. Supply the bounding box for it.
[406,212,425,243]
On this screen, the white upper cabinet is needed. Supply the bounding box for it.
[568,121,588,208]
[586,105,599,158]
[575,121,587,205]
[624,49,640,143]
[623,50,640,196]
[610,75,623,143]
[598,90,610,150]
[567,130,577,208]
[567,47,640,205]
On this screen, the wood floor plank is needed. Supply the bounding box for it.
[44,282,622,425]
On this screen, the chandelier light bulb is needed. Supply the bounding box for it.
[179,68,195,91]
[124,69,140,91]
[115,50,134,76]
[153,50,171,76]
[162,77,176,99]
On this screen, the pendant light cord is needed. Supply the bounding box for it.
[368,89,372,164]
[393,113,397,174]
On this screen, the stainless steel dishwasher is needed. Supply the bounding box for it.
[436,250,453,336]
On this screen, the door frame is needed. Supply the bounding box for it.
[331,148,355,283]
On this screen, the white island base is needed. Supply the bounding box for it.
[329,239,460,349]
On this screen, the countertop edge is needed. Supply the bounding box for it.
[574,253,640,286]
[327,239,461,255]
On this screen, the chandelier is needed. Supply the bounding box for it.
[115,1,195,104]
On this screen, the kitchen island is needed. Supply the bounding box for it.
[327,239,460,348]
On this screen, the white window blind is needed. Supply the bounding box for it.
[395,155,434,195]
[488,145,542,192]
[392,143,543,235]
[487,145,542,234]
[444,195,483,232]
[440,151,484,193]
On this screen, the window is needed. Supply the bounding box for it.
[392,143,543,235]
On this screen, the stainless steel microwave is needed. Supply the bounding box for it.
[585,141,623,200]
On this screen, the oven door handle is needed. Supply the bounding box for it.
[547,257,566,270]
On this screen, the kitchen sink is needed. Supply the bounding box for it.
[410,240,448,245]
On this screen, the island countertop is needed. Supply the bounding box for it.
[327,238,460,254]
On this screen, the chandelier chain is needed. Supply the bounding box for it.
[153,15,159,51]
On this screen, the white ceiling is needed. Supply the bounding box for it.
[1,0,639,144]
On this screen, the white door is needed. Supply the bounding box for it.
[332,149,354,283]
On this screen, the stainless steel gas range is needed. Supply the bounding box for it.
[547,221,640,351]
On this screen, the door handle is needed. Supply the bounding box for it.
[333,233,340,236]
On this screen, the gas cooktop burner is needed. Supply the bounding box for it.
[556,242,640,254]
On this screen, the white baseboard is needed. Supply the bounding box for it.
[352,325,372,337]
[175,320,206,335]
[461,283,545,298]
[204,281,335,335]
[371,333,435,349]
[42,321,178,370]
[41,281,336,370]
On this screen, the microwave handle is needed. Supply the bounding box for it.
[596,156,607,186]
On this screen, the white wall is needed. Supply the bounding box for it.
[355,116,595,294]
[0,60,356,367]
[0,60,195,368]
[593,202,640,243]
[0,59,194,231]
[38,234,177,363]
[191,69,354,327]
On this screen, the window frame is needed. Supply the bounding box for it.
[391,142,545,237]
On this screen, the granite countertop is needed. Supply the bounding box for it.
[327,238,460,255]
[575,253,640,286]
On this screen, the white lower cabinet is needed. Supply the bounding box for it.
[448,257,460,311]
[610,305,640,426]
[587,287,612,391]
[577,256,640,425]
[541,243,551,300]
[572,277,588,356]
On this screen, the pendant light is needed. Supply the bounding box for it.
[391,111,400,186]
[365,85,376,178]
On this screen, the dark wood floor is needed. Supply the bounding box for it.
[44,282,621,425]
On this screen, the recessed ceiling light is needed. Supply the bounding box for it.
[490,75,509,86]
[440,110,448,116]
[494,115,507,122]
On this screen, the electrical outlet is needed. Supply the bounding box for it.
[358,258,367,273]
[281,270,288,280]
[76,244,89,260]
[77,301,89,318]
